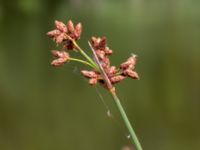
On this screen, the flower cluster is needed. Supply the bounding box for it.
[47,20,139,89]
[51,50,69,67]
[81,37,139,87]
[120,54,139,79]
[47,20,82,48]
[47,20,83,66]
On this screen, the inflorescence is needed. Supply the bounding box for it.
[47,20,139,89]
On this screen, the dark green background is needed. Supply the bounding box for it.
[0,0,200,150]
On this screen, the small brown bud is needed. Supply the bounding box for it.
[55,20,67,32]
[89,78,97,85]
[102,57,110,68]
[99,36,107,49]
[51,50,60,57]
[96,50,105,60]
[91,36,99,49]
[123,69,139,79]
[47,29,61,38]
[67,20,74,33]
[51,58,66,66]
[74,23,82,39]
[91,37,97,42]
[90,36,107,50]
[110,75,125,84]
[107,66,116,76]
[51,50,69,66]
[104,47,113,55]
[81,70,98,78]
[55,33,65,44]
[51,50,69,59]
[120,54,137,69]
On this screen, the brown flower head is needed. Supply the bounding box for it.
[120,54,137,70]
[90,36,113,70]
[110,75,126,84]
[123,69,139,79]
[47,20,82,49]
[55,20,67,32]
[66,20,82,40]
[47,20,67,44]
[81,70,100,86]
[51,50,69,67]
[120,54,139,80]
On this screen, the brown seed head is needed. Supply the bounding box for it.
[95,50,105,60]
[51,58,66,67]
[104,47,113,55]
[91,37,98,48]
[55,20,67,32]
[110,75,125,84]
[106,66,116,76]
[120,54,137,69]
[123,69,139,79]
[67,20,74,33]
[98,36,107,49]
[51,50,69,67]
[90,36,107,50]
[101,57,110,68]
[55,33,66,44]
[47,29,61,38]
[74,23,82,39]
[51,50,68,58]
[81,70,98,78]
[89,78,98,86]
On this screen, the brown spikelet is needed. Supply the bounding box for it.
[51,50,69,67]
[67,20,74,33]
[74,23,82,39]
[120,54,137,69]
[47,29,61,38]
[81,70,98,78]
[123,69,139,79]
[89,78,97,85]
[110,75,125,84]
[55,20,67,32]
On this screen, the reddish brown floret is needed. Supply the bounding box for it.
[55,20,67,32]
[81,70,98,78]
[123,69,139,79]
[120,54,137,70]
[110,75,125,84]
[66,20,82,40]
[89,78,98,86]
[51,50,69,67]
[47,20,82,48]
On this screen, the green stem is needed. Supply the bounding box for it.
[110,90,143,150]
[69,57,95,69]
[72,40,99,71]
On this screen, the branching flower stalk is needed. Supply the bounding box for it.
[47,20,143,150]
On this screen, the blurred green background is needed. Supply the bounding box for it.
[0,0,200,150]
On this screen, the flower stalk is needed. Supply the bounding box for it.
[72,40,99,70]
[109,90,143,150]
[69,57,95,69]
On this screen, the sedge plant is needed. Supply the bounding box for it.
[47,20,143,150]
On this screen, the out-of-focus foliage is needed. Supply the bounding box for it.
[0,0,200,150]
